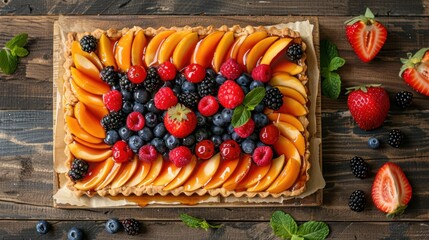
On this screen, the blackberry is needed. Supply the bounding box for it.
[144,67,162,92]
[79,35,97,53]
[263,87,283,110]
[388,129,403,148]
[350,156,369,179]
[178,92,199,109]
[287,43,303,61]
[395,91,413,109]
[119,73,137,92]
[197,75,217,97]
[100,66,119,86]
[348,190,366,212]
[101,111,125,131]
[68,158,89,181]
[122,218,140,235]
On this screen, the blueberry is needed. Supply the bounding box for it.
[249,80,264,90]
[254,102,264,113]
[182,135,196,146]
[105,218,121,234]
[133,102,146,114]
[165,134,181,149]
[236,73,252,87]
[145,112,158,128]
[119,127,133,141]
[129,135,144,153]
[368,137,380,149]
[151,138,167,153]
[67,227,83,240]
[182,81,196,93]
[227,124,235,134]
[134,88,149,104]
[121,89,133,101]
[196,112,207,126]
[104,130,120,145]
[175,73,186,86]
[153,123,166,137]
[241,139,256,154]
[163,132,171,141]
[221,108,233,123]
[36,220,50,234]
[122,101,134,114]
[138,127,153,142]
[241,85,250,95]
[195,128,209,141]
[211,125,224,135]
[206,68,217,78]
[145,99,162,114]
[253,113,269,128]
[231,131,243,143]
[212,113,225,126]
[215,74,227,85]
[211,135,223,148]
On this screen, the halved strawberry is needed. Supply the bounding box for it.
[345,8,387,62]
[371,162,412,218]
[399,48,429,96]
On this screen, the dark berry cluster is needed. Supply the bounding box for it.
[287,43,303,61]
[349,190,366,212]
[388,129,403,148]
[350,156,369,179]
[122,218,140,235]
[395,91,413,109]
[264,87,283,110]
[79,35,97,53]
[68,158,89,181]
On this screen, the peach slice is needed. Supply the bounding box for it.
[267,113,305,132]
[274,121,306,156]
[212,31,235,72]
[73,53,101,81]
[71,41,103,70]
[222,155,252,191]
[137,155,164,187]
[184,153,221,192]
[95,161,122,190]
[145,30,176,67]
[71,67,110,95]
[266,157,301,193]
[115,30,134,72]
[237,31,268,67]
[74,101,106,139]
[98,33,117,69]
[235,161,271,190]
[131,30,147,66]
[163,156,197,191]
[152,160,181,186]
[277,96,308,117]
[86,104,109,121]
[272,59,303,75]
[191,31,225,68]
[246,36,279,72]
[74,157,115,191]
[247,155,285,192]
[276,86,307,105]
[73,137,110,149]
[204,157,240,189]
[68,141,112,162]
[158,31,191,64]
[65,116,102,144]
[260,37,293,65]
[111,156,139,188]
[69,79,105,108]
[268,73,307,97]
[272,135,300,161]
[124,160,152,187]
[225,35,246,62]
[172,32,199,70]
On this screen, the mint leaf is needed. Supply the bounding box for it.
[270,211,298,239]
[328,56,345,71]
[5,33,28,49]
[322,72,341,99]
[180,213,221,231]
[0,49,18,74]
[291,235,305,240]
[232,105,251,128]
[320,39,338,68]
[297,221,329,240]
[320,39,345,99]
[12,46,29,57]
[243,87,265,110]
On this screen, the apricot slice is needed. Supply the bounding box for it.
[71,67,110,95]
[73,137,110,149]
[158,31,191,64]
[269,73,307,97]
[65,116,102,144]
[272,135,300,161]
[235,161,271,190]
[213,31,235,72]
[184,153,221,192]
[204,157,240,189]
[69,79,105,108]
[152,160,181,186]
[246,36,278,72]
[272,59,303,75]
[74,101,106,139]
[247,155,285,192]
[86,104,109,121]
[131,30,147,66]
[73,53,101,80]
[267,113,305,132]
[137,155,163,187]
[267,157,301,193]
[276,96,308,117]
[145,30,176,67]
[260,37,293,65]
[191,31,224,68]
[276,86,307,105]
[124,160,152,187]
[172,32,199,71]
[222,155,252,191]
[71,41,103,70]
[163,156,197,191]
[98,33,117,69]
[115,30,134,72]
[237,31,268,67]
[68,141,112,162]
[274,121,306,156]
[111,156,139,188]
[74,157,115,191]
[225,35,246,62]
[95,161,122,190]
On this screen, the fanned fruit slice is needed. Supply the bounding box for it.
[172,32,199,70]
[163,156,197,191]
[98,33,117,69]
[265,96,308,117]
[213,31,235,72]
[71,41,103,70]
[131,30,147,66]
[152,160,182,186]
[145,30,176,67]
[191,31,224,68]
[70,79,104,108]
[225,35,246,62]
[266,157,301,193]
[260,37,293,65]
[73,137,110,149]
[111,156,139,189]
[247,155,285,192]
[68,141,112,162]
[276,86,307,105]
[273,135,300,161]
[246,36,279,72]
[267,113,305,132]
[74,102,106,139]
[272,59,303,75]
[269,73,307,97]
[222,155,252,191]
[115,30,134,72]
[204,157,240,189]
[95,161,122,190]
[124,160,152,187]
[74,157,115,191]
[71,67,110,95]
[65,116,102,144]
[236,31,268,67]
[274,121,306,156]
[73,53,101,80]
[235,161,272,190]
[184,153,221,192]
[158,31,191,64]
[137,155,164,187]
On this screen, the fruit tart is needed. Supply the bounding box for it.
[61,24,312,203]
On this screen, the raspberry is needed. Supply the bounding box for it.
[103,90,122,112]
[157,61,177,81]
[154,87,178,110]
[217,80,245,109]
[252,146,273,166]
[169,146,193,167]
[195,140,215,160]
[259,124,280,145]
[184,63,206,83]
[126,112,145,131]
[219,140,241,160]
[220,58,242,80]
[198,95,219,117]
[251,64,272,83]
[127,65,147,84]
[112,140,133,163]
[138,144,158,162]
[234,118,255,138]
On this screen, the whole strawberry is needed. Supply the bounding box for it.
[164,103,197,138]
[399,48,429,96]
[345,8,387,62]
[346,84,390,130]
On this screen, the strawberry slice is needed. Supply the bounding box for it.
[345,8,387,62]
[371,162,412,218]
[400,48,429,96]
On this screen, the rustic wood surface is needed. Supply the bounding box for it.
[0,0,428,239]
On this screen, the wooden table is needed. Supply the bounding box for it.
[0,1,428,239]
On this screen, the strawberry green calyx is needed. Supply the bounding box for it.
[386,205,408,219]
[345,84,382,95]
[344,8,376,25]
[167,103,191,122]
[399,48,429,77]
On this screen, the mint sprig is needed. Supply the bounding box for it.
[0,33,29,74]
[180,213,222,231]
[270,211,330,240]
[231,87,265,127]
[320,40,345,99]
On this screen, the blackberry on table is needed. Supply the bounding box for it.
[197,75,217,97]
[287,43,303,60]
[388,129,403,148]
[350,156,369,179]
[144,67,163,92]
[101,111,125,131]
[119,73,137,92]
[100,66,119,86]
[80,35,97,52]
[263,87,283,110]
[395,91,413,109]
[122,218,140,235]
[348,190,366,212]
[178,92,199,109]
[68,158,89,181]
